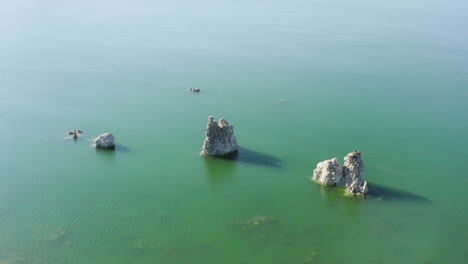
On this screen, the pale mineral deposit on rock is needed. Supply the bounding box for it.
[342,151,368,195]
[312,158,343,186]
[201,116,238,156]
[93,133,115,149]
[312,151,368,195]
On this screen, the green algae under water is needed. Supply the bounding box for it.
[0,0,467,263]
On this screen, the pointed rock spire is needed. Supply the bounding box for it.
[201,116,238,156]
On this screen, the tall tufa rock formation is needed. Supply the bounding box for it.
[201,116,238,156]
[312,151,368,195]
[342,151,367,195]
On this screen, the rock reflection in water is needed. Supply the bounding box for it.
[203,157,236,187]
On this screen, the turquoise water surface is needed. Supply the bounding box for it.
[1,0,467,263]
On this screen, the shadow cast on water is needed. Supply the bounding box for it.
[115,144,130,152]
[95,146,115,154]
[314,182,429,203]
[94,143,130,152]
[212,147,281,168]
[367,183,429,202]
[94,147,116,164]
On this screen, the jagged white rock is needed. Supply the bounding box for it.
[311,151,368,195]
[342,151,368,195]
[93,133,115,149]
[201,116,238,156]
[312,158,343,186]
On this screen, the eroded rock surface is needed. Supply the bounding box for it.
[93,133,115,149]
[312,158,343,185]
[201,116,238,156]
[312,151,368,195]
[342,151,368,195]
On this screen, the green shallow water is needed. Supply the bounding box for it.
[1,0,467,263]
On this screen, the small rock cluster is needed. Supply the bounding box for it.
[312,151,368,195]
[66,130,115,149]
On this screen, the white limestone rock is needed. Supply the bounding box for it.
[342,151,368,195]
[93,133,115,149]
[312,158,343,185]
[311,151,368,196]
[201,116,238,156]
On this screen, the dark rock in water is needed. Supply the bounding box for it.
[312,151,368,196]
[93,133,115,149]
[201,116,238,156]
[68,130,82,139]
[189,88,200,92]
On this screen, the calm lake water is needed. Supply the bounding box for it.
[1,0,467,263]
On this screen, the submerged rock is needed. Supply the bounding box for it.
[93,133,115,149]
[311,151,368,195]
[201,116,238,156]
[237,215,277,231]
[44,228,68,245]
[0,257,26,264]
[133,242,145,255]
